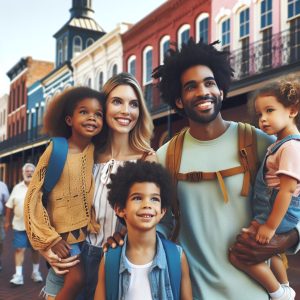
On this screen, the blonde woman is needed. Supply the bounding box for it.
[41,73,156,300]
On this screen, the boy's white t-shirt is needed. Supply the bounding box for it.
[124,256,153,300]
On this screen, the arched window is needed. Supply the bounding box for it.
[58,40,63,65]
[73,36,82,56]
[178,24,190,48]
[112,64,118,76]
[127,56,136,76]
[196,14,209,44]
[221,18,230,50]
[63,36,68,62]
[143,46,153,84]
[98,71,104,90]
[86,38,94,48]
[160,35,170,64]
[240,8,250,39]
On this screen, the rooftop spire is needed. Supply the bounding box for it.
[70,0,94,19]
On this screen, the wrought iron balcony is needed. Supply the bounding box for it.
[0,125,48,156]
[231,26,300,80]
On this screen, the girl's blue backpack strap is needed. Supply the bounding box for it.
[270,134,300,154]
[105,246,122,300]
[42,137,68,208]
[159,233,181,300]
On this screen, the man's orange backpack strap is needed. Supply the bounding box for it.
[165,122,258,240]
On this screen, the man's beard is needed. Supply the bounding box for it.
[183,95,222,124]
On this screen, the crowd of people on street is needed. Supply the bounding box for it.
[1,39,300,300]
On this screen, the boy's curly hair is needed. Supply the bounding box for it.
[107,161,174,224]
[248,77,300,127]
[43,86,107,148]
[152,38,234,115]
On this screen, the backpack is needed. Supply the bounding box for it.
[42,137,68,208]
[105,233,181,300]
[166,122,258,240]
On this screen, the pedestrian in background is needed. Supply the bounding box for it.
[5,163,43,286]
[0,179,9,271]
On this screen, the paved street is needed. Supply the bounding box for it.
[1,228,300,299]
[0,229,47,300]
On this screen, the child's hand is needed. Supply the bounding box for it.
[256,224,276,244]
[51,240,71,258]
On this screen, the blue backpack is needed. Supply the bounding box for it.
[104,233,181,300]
[42,137,68,208]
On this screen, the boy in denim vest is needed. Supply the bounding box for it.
[94,160,192,300]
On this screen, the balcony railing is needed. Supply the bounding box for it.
[0,125,48,155]
[231,26,300,80]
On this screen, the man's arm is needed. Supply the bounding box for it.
[4,207,12,232]
[230,221,299,265]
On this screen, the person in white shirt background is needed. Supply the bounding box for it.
[5,163,43,286]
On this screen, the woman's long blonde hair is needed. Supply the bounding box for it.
[102,72,154,153]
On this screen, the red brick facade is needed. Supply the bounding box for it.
[122,0,211,147]
[7,57,53,138]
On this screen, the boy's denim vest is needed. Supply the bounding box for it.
[253,134,300,233]
[117,233,181,300]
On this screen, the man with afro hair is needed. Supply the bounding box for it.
[94,160,192,299]
[153,38,300,299]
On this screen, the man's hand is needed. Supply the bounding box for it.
[51,240,71,258]
[39,248,79,275]
[102,228,127,253]
[230,221,298,265]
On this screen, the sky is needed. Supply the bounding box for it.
[0,0,166,96]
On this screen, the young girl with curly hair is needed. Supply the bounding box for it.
[230,78,300,300]
[24,87,107,300]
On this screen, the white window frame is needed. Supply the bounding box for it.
[177,24,190,48]
[127,55,136,76]
[58,40,63,65]
[196,13,209,43]
[160,35,170,65]
[73,36,83,56]
[143,46,153,85]
[63,36,68,61]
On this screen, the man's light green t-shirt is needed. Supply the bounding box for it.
[157,122,273,300]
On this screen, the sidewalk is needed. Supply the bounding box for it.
[1,228,300,299]
[0,229,47,300]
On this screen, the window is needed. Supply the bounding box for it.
[289,16,300,62]
[196,14,209,44]
[221,19,230,49]
[288,0,300,18]
[98,72,104,90]
[143,46,153,84]
[73,36,82,56]
[178,24,190,48]
[127,56,136,76]
[261,0,272,28]
[240,8,250,38]
[58,40,63,65]
[86,38,94,48]
[160,36,170,64]
[261,0,273,69]
[63,36,68,61]
[87,78,92,88]
[112,64,118,76]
